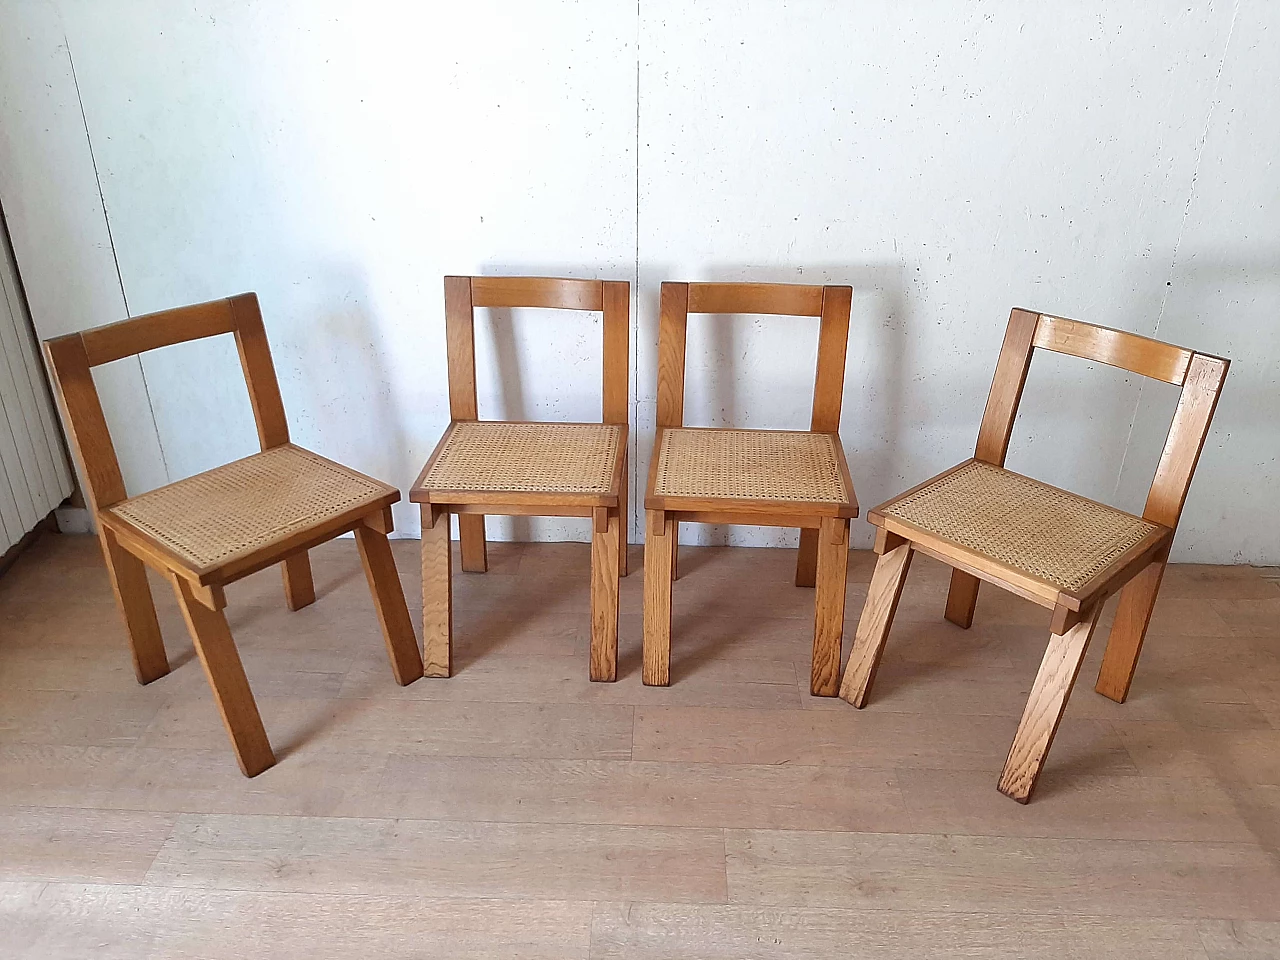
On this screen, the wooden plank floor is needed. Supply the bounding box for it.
[1,532,1278,958]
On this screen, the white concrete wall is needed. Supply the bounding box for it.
[0,0,1274,562]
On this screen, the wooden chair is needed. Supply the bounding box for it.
[839,308,1229,802]
[642,281,858,695]
[43,293,424,777]
[409,276,629,682]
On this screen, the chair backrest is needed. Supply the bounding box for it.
[43,293,287,512]
[974,308,1229,528]
[656,281,854,432]
[443,276,630,428]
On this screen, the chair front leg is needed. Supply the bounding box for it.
[280,550,316,611]
[795,528,819,588]
[1094,556,1167,703]
[589,508,621,682]
[944,569,980,628]
[458,514,487,573]
[839,533,913,707]
[998,604,1104,802]
[99,527,170,684]
[354,518,424,686]
[810,518,849,695]
[642,511,676,686]
[421,504,454,678]
[171,573,274,777]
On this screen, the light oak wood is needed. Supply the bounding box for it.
[1034,314,1193,386]
[644,281,857,689]
[421,504,453,679]
[42,293,418,775]
[416,275,630,682]
[589,508,621,682]
[354,522,425,687]
[280,551,315,612]
[998,604,1104,802]
[99,525,169,684]
[810,517,849,695]
[170,573,275,777]
[642,511,675,686]
[838,536,913,707]
[850,307,1228,801]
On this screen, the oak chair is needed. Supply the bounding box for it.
[838,308,1229,802]
[43,293,424,777]
[410,276,630,682]
[642,281,858,695]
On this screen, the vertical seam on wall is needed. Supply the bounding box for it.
[632,0,641,544]
[65,35,171,482]
[1111,0,1240,501]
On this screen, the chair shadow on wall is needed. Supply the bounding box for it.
[629,262,911,683]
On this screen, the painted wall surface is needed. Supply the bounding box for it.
[0,1,1274,562]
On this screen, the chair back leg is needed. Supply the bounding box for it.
[944,569,981,628]
[1094,556,1167,702]
[458,513,488,572]
[281,551,316,611]
[795,528,820,587]
[589,508,621,681]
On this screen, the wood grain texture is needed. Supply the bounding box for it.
[589,508,620,682]
[943,568,980,628]
[601,279,630,425]
[77,297,238,368]
[642,511,675,685]
[457,514,488,573]
[809,517,848,696]
[973,308,1040,466]
[420,505,453,678]
[1095,555,1167,702]
[838,539,913,707]
[443,276,479,420]
[810,284,853,432]
[686,282,825,317]
[794,527,818,587]
[229,292,290,449]
[279,551,315,612]
[469,275,604,311]
[353,522,424,687]
[170,574,275,778]
[99,526,169,684]
[656,283,689,429]
[1033,314,1193,385]
[998,604,1103,802]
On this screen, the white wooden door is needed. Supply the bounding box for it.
[0,221,73,550]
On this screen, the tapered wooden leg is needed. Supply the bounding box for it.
[618,452,629,578]
[839,535,913,707]
[810,517,849,696]
[642,511,675,686]
[421,504,453,678]
[280,550,316,611]
[99,528,169,684]
[171,574,274,777]
[998,605,1104,803]
[354,522,424,686]
[458,514,487,573]
[795,528,819,588]
[589,509,621,682]
[944,569,981,628]
[1095,557,1167,703]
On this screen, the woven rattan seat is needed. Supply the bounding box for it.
[653,428,848,504]
[879,460,1162,595]
[420,421,621,496]
[110,443,395,574]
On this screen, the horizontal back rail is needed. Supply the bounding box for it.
[469,276,604,311]
[79,298,239,367]
[687,282,826,317]
[1033,315,1194,385]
